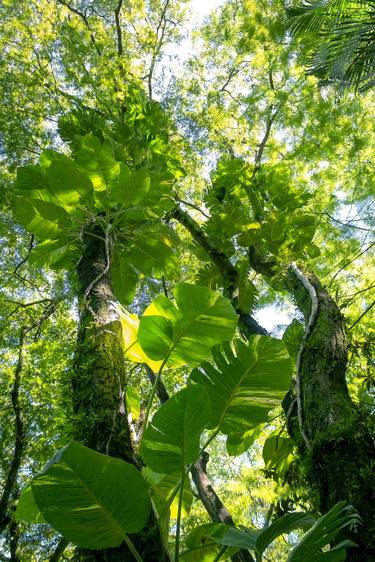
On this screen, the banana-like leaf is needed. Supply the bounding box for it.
[190,336,292,444]
[126,386,141,420]
[262,432,295,478]
[31,442,151,549]
[138,283,238,367]
[141,384,211,474]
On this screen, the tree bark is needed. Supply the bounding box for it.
[72,223,171,562]
[191,453,254,562]
[285,268,375,561]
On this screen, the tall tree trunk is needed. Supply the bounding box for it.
[72,223,171,562]
[284,268,375,561]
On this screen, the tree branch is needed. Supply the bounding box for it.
[114,0,124,56]
[57,0,102,56]
[323,211,374,232]
[48,537,69,562]
[170,205,268,337]
[253,104,280,173]
[147,0,170,98]
[13,235,34,276]
[0,328,26,534]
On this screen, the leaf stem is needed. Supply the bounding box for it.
[138,357,168,450]
[159,429,220,517]
[123,533,144,562]
[213,545,228,562]
[174,471,185,562]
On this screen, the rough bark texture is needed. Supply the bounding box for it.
[191,453,254,562]
[73,224,171,562]
[285,269,375,561]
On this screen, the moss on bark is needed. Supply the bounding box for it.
[72,224,171,561]
[285,269,375,561]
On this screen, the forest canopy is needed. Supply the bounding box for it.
[0,1,374,561]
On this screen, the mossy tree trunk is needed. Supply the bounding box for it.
[285,270,375,561]
[72,223,171,562]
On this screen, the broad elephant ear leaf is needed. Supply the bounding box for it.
[15,486,46,524]
[31,442,151,549]
[138,283,238,367]
[141,384,211,474]
[142,467,194,518]
[189,336,292,453]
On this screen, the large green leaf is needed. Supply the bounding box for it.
[209,507,356,560]
[128,236,179,279]
[15,486,46,524]
[142,467,194,518]
[29,238,72,268]
[109,164,150,206]
[181,523,238,561]
[46,155,93,206]
[15,166,48,192]
[190,336,292,444]
[138,283,238,367]
[76,134,120,192]
[283,319,304,362]
[208,514,314,555]
[31,442,151,549]
[141,384,211,474]
[111,251,139,305]
[12,198,70,240]
[212,526,259,550]
[262,432,295,478]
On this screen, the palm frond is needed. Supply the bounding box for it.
[288,0,375,91]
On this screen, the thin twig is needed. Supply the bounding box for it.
[57,0,102,55]
[348,300,375,330]
[327,242,374,287]
[147,0,170,98]
[173,194,210,219]
[323,211,374,232]
[13,235,34,275]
